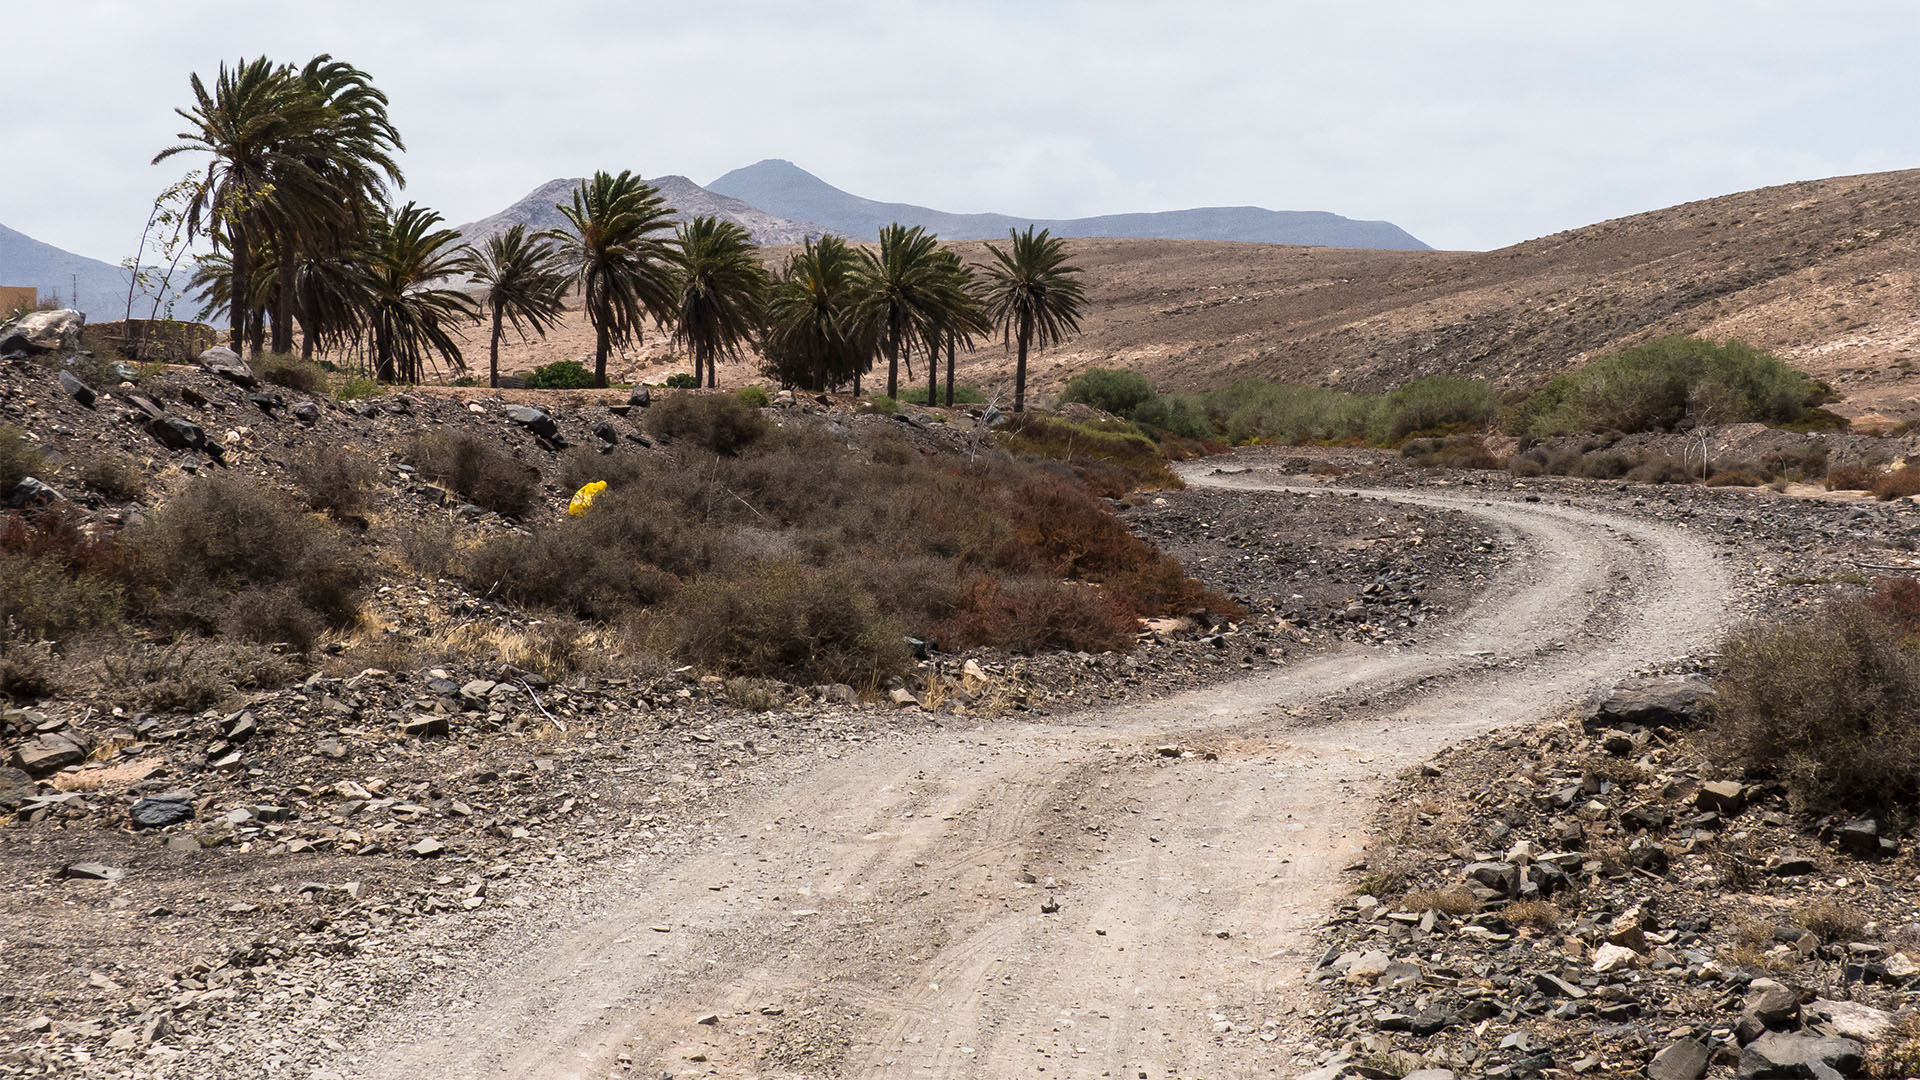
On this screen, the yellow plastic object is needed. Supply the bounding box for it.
[567,481,608,517]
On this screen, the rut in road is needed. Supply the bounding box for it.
[346,465,1735,1080]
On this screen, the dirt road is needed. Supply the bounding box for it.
[343,464,1735,1080]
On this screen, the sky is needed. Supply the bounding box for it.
[5,0,1919,263]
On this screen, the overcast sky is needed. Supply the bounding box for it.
[5,0,1917,263]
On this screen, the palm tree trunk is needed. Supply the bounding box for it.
[272,252,296,355]
[593,320,609,389]
[704,343,715,389]
[248,304,265,359]
[885,334,899,399]
[490,304,503,389]
[929,335,938,408]
[1013,315,1031,412]
[228,235,249,353]
[945,333,956,407]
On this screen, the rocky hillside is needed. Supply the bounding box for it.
[0,223,170,322]
[455,175,826,248]
[706,158,1430,249]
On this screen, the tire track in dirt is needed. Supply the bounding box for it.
[344,464,1734,1080]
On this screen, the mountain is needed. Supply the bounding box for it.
[0,223,172,322]
[456,175,826,248]
[706,159,1429,250]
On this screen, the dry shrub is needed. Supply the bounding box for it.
[1402,436,1498,470]
[1827,464,1875,492]
[128,474,368,652]
[89,637,298,712]
[1714,585,1920,809]
[254,353,327,394]
[1625,454,1693,484]
[999,414,1182,494]
[1873,466,1920,501]
[1867,1014,1920,1079]
[0,424,47,495]
[1707,469,1766,487]
[392,517,461,578]
[1404,888,1479,916]
[1500,900,1563,930]
[1505,453,1546,477]
[0,509,129,642]
[1866,578,1920,634]
[941,574,1138,654]
[647,392,768,456]
[0,630,60,700]
[290,446,380,521]
[1793,898,1868,943]
[658,560,907,688]
[77,454,146,501]
[403,431,538,517]
[558,447,654,494]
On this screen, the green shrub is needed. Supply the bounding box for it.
[335,375,383,402]
[998,414,1182,495]
[1367,377,1499,443]
[1127,396,1213,439]
[255,353,327,394]
[1714,585,1920,809]
[736,385,772,408]
[1512,336,1832,437]
[77,453,145,502]
[664,372,700,389]
[524,359,595,390]
[864,394,899,415]
[0,425,46,494]
[1060,368,1157,417]
[403,431,538,517]
[648,393,768,455]
[128,475,368,651]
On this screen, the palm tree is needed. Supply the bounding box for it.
[762,235,873,392]
[855,223,947,399]
[549,171,679,388]
[154,57,333,354]
[982,227,1087,412]
[927,248,990,407]
[672,216,769,389]
[362,203,479,383]
[469,225,570,388]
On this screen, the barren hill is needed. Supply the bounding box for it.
[456,175,825,248]
[708,158,1430,249]
[0,222,173,321]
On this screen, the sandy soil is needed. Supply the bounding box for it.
[337,466,1733,1080]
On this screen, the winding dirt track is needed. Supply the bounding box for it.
[346,464,1735,1080]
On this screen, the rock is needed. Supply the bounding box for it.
[6,476,61,509]
[1806,999,1893,1043]
[409,838,447,857]
[1346,950,1393,983]
[1696,780,1747,815]
[400,716,449,738]
[1533,972,1588,998]
[1463,861,1519,895]
[1586,675,1712,729]
[627,386,650,408]
[1647,1038,1711,1080]
[316,738,347,760]
[129,797,195,829]
[291,399,322,424]
[222,710,257,743]
[1609,908,1651,953]
[774,389,794,406]
[963,659,989,682]
[1837,818,1895,858]
[1767,852,1817,877]
[197,346,256,387]
[1594,943,1642,972]
[147,415,207,452]
[0,309,84,355]
[593,421,619,447]
[11,733,85,776]
[1744,978,1800,1029]
[504,405,560,439]
[889,688,922,709]
[1402,1071,1456,1080]
[1736,1032,1862,1079]
[0,766,36,809]
[57,370,97,406]
[59,862,124,881]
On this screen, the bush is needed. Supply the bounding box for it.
[0,425,46,494]
[1513,336,1832,437]
[1624,454,1693,485]
[0,507,130,643]
[335,375,383,402]
[128,474,369,651]
[255,353,327,394]
[290,447,380,521]
[864,394,899,415]
[524,359,595,390]
[1190,376,1493,447]
[736,385,772,408]
[999,414,1182,495]
[659,560,908,687]
[1714,586,1920,809]
[664,372,700,389]
[647,392,768,455]
[1060,368,1157,417]
[1128,396,1213,439]
[1827,464,1875,492]
[1706,469,1766,487]
[1368,376,1498,443]
[77,454,145,501]
[1873,466,1920,501]
[403,431,538,517]
[1403,435,1498,470]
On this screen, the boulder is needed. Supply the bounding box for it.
[627,386,651,408]
[291,399,321,424]
[1743,978,1800,1029]
[1593,943,1642,972]
[57,370,97,407]
[1736,1032,1862,1079]
[0,766,37,809]
[1696,780,1748,815]
[6,477,61,509]
[0,309,84,355]
[1463,861,1519,895]
[197,346,256,387]
[11,733,86,776]
[59,862,123,881]
[129,797,195,829]
[1837,818,1896,858]
[504,405,560,440]
[1806,998,1894,1043]
[1647,1038,1710,1080]
[1585,675,1712,730]
[147,415,206,452]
